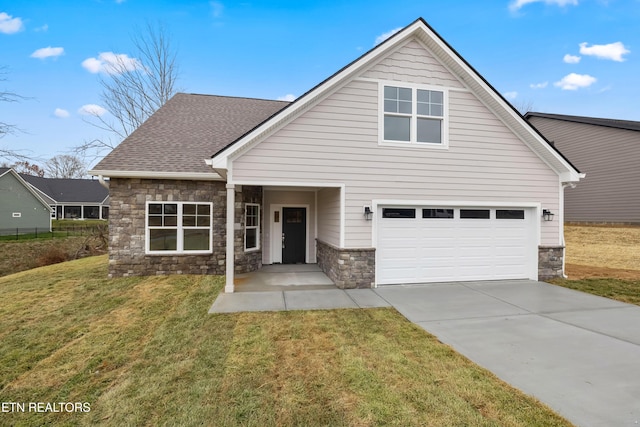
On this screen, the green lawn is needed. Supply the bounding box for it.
[0,256,571,426]
[551,278,640,306]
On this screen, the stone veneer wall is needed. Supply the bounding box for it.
[316,240,375,289]
[108,178,262,278]
[234,185,263,274]
[538,246,565,281]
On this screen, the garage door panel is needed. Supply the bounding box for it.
[377,206,535,285]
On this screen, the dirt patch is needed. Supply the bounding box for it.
[565,263,640,280]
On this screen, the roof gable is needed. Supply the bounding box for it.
[211,18,581,183]
[0,168,53,211]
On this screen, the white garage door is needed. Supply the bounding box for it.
[377,206,537,285]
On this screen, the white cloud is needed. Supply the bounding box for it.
[54,108,69,118]
[78,104,107,116]
[210,1,224,18]
[30,46,64,59]
[530,81,549,89]
[554,73,597,90]
[277,94,296,102]
[563,54,581,64]
[374,27,402,45]
[509,0,578,12]
[579,42,630,62]
[81,52,143,74]
[0,12,24,34]
[503,91,518,100]
[35,24,48,32]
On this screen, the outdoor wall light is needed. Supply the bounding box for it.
[542,209,555,221]
[363,205,373,221]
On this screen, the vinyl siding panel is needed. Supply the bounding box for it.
[529,116,640,223]
[317,187,340,246]
[362,39,464,88]
[233,44,561,247]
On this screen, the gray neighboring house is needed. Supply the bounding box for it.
[90,18,582,291]
[0,168,52,234]
[20,174,110,220]
[526,112,640,224]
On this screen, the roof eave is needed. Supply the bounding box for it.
[88,169,225,181]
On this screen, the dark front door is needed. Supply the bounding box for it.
[282,207,306,264]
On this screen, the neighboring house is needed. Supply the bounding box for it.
[90,18,582,292]
[19,174,110,220]
[0,168,52,234]
[526,112,639,224]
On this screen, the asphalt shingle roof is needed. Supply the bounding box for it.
[20,174,109,204]
[526,112,640,132]
[92,93,290,174]
[1,167,108,204]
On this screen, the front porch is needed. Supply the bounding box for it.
[233,264,335,292]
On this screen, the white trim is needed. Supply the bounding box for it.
[231,180,344,189]
[339,186,346,248]
[144,201,214,255]
[225,184,235,293]
[12,212,21,218]
[88,170,225,181]
[244,202,261,252]
[378,80,449,148]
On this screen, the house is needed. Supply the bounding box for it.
[0,168,52,234]
[526,112,639,224]
[89,18,582,292]
[19,174,110,220]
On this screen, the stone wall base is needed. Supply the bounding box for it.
[316,240,375,289]
[538,246,565,281]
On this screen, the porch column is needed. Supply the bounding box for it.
[225,183,235,293]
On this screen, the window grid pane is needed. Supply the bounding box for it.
[384,86,412,115]
[384,115,411,141]
[417,118,442,144]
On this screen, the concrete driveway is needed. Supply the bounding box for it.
[375,280,640,427]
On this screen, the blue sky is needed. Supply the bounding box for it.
[1,0,639,167]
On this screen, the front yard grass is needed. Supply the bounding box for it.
[551,224,640,307]
[0,256,571,426]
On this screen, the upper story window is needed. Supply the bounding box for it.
[381,83,447,147]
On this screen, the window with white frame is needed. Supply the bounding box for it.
[244,203,260,251]
[382,84,445,145]
[146,202,212,254]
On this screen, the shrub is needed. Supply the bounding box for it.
[37,246,70,267]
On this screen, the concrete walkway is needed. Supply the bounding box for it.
[209,279,640,426]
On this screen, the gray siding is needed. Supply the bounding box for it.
[232,38,561,248]
[0,172,51,232]
[529,116,640,223]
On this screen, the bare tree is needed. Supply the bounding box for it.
[45,154,87,179]
[4,160,45,177]
[1,66,30,161]
[513,98,536,116]
[78,23,179,158]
